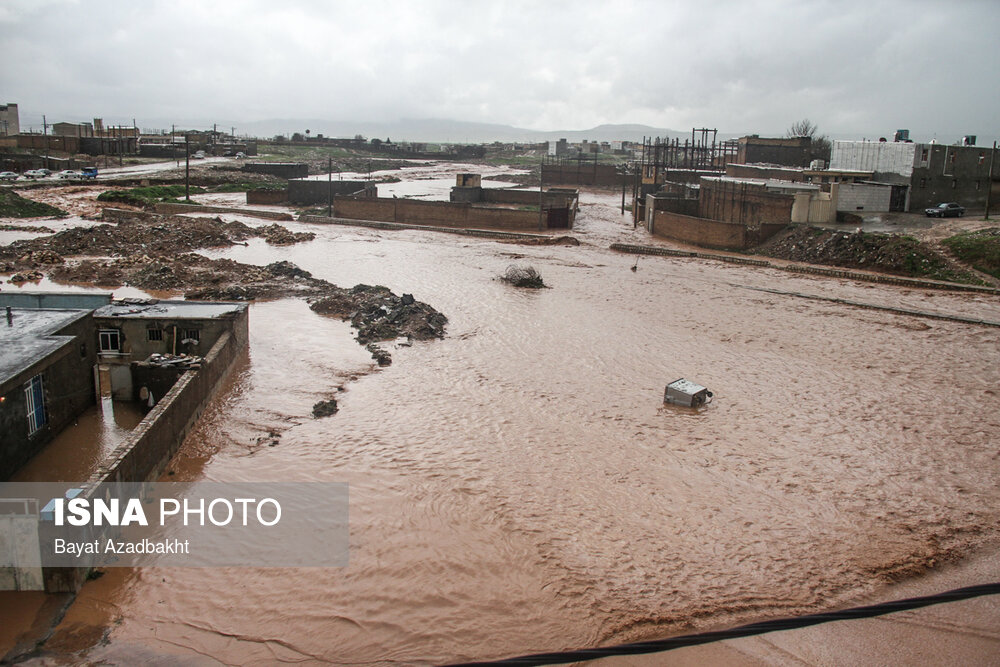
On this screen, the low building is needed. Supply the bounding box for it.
[92,300,249,400]
[0,294,249,479]
[0,306,98,480]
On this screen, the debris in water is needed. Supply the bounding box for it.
[664,378,713,408]
[312,398,339,418]
[500,264,546,288]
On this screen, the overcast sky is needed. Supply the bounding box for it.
[2,0,997,142]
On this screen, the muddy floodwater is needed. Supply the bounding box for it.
[15,190,1000,664]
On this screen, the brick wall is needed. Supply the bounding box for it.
[699,179,794,224]
[246,189,288,204]
[651,211,745,249]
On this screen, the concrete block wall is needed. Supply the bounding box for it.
[541,163,622,187]
[837,183,892,212]
[243,162,309,179]
[287,179,373,204]
[332,196,545,230]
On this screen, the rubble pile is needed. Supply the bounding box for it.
[140,353,203,370]
[1,209,449,358]
[310,285,448,344]
[7,270,44,284]
[258,223,315,245]
[312,398,339,418]
[755,226,982,284]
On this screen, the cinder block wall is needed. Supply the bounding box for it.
[652,211,745,249]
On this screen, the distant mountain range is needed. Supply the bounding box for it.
[19,110,743,143]
[195,118,739,144]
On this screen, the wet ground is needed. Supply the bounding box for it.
[2,175,1000,664]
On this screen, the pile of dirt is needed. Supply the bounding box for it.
[310,285,448,344]
[941,228,1000,280]
[0,209,448,355]
[0,189,67,218]
[754,226,984,284]
[0,214,314,265]
[257,223,315,245]
[97,185,207,208]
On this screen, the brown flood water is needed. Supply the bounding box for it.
[18,190,1000,664]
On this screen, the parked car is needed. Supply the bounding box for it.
[925,202,965,218]
[22,169,45,179]
[80,167,98,180]
[0,171,18,181]
[235,152,247,159]
[193,150,206,159]
[36,168,51,176]
[57,169,80,179]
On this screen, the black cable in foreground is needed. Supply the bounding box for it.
[445,582,1000,666]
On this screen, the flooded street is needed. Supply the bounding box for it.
[9,186,1000,664]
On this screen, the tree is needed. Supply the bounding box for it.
[787,118,831,163]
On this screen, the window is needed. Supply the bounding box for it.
[24,374,46,435]
[184,329,200,342]
[920,148,929,163]
[99,329,121,353]
[147,328,164,342]
[919,178,926,189]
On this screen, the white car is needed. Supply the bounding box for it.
[22,169,45,179]
[57,169,80,179]
[193,150,206,159]
[0,171,18,181]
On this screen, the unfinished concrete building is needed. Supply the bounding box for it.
[830,139,995,212]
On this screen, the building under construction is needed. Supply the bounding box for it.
[631,129,738,225]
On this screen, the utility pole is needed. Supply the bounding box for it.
[185,141,191,202]
[173,124,177,167]
[43,115,49,170]
[987,141,996,220]
[328,157,333,217]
